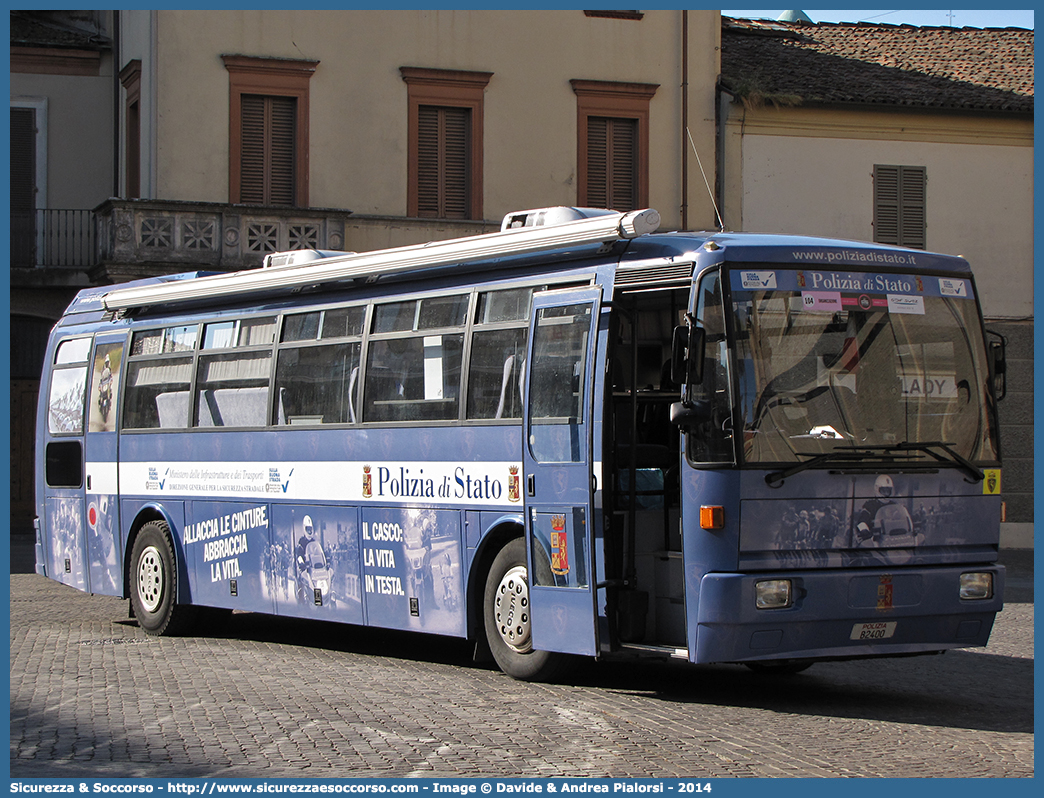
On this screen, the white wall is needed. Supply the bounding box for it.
[736,128,1033,319]
[10,70,113,209]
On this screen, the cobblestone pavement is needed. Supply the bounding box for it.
[9,551,1034,779]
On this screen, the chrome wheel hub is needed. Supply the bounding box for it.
[137,545,164,613]
[494,564,531,653]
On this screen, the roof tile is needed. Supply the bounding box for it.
[721,17,1033,114]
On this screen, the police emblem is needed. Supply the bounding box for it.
[550,514,569,575]
[876,574,893,610]
[362,465,372,498]
[508,465,520,503]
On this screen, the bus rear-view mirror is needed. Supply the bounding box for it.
[987,330,1007,400]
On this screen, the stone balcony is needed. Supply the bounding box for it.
[92,198,356,283]
[91,198,496,284]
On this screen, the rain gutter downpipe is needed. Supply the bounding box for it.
[681,10,688,230]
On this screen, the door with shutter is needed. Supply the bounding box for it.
[586,116,638,212]
[240,94,297,206]
[417,105,470,218]
[11,107,37,266]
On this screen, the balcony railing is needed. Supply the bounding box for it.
[11,209,95,268]
[10,200,498,284]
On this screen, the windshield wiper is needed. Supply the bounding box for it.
[765,441,984,487]
[864,441,984,483]
[765,449,894,487]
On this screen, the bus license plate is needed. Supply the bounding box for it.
[850,621,897,641]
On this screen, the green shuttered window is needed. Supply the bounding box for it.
[874,164,926,249]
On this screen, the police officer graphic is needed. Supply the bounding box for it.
[854,475,915,547]
[295,515,334,605]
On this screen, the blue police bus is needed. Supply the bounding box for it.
[35,206,1006,680]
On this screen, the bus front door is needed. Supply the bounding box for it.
[523,288,602,657]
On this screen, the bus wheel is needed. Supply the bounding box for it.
[483,538,565,682]
[129,521,196,636]
[745,659,813,675]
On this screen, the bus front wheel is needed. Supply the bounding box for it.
[129,521,197,636]
[483,538,565,682]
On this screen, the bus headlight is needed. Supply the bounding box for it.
[755,579,793,609]
[960,572,993,600]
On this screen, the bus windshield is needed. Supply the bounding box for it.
[729,267,999,466]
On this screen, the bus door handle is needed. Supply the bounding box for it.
[527,475,536,497]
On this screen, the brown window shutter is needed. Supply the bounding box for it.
[268,96,296,206]
[586,117,608,208]
[587,116,637,211]
[609,117,637,211]
[441,106,469,218]
[417,105,470,218]
[241,94,296,206]
[417,105,440,216]
[240,95,266,204]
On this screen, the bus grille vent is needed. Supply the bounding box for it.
[615,262,694,287]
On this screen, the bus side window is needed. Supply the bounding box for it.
[689,272,733,463]
[466,288,533,420]
[124,357,194,429]
[45,440,83,488]
[48,366,89,435]
[195,352,272,427]
[191,318,275,428]
[275,306,365,425]
[123,325,199,430]
[47,336,92,435]
[364,295,467,423]
[528,303,592,463]
[467,329,527,419]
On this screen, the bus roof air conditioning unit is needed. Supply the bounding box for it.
[102,207,661,312]
[500,206,618,231]
[263,249,355,269]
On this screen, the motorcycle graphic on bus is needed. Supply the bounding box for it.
[295,514,334,607]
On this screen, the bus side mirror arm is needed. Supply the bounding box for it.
[670,399,711,430]
[671,322,705,386]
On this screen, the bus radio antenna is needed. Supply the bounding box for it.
[687,126,724,232]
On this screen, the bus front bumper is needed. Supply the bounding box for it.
[693,564,1006,665]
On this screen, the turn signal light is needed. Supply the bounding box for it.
[700,505,724,530]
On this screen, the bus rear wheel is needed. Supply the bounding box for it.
[129,521,197,636]
[483,538,565,682]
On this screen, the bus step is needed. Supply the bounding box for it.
[619,642,689,659]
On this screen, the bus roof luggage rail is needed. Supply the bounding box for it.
[101,207,661,313]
